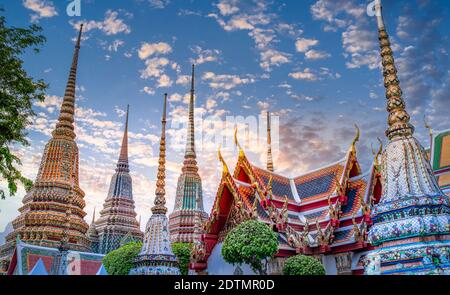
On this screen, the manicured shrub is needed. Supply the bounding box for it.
[283,254,326,275]
[102,242,142,275]
[172,242,193,275]
[222,220,278,275]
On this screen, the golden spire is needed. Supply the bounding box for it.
[185,64,196,158]
[53,24,83,140]
[266,111,274,172]
[118,105,129,163]
[374,0,414,140]
[152,93,168,215]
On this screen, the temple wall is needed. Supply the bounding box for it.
[206,242,256,275]
[322,255,338,275]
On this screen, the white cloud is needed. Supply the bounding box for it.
[107,39,125,52]
[259,49,290,70]
[295,38,319,52]
[176,75,190,86]
[202,72,255,90]
[71,10,131,36]
[169,93,182,102]
[138,42,172,60]
[114,106,127,117]
[209,3,292,71]
[148,0,170,9]
[140,57,170,79]
[141,86,155,95]
[289,68,318,81]
[206,98,217,109]
[342,25,379,69]
[190,46,221,65]
[157,74,173,88]
[23,0,58,21]
[217,0,239,16]
[305,49,331,60]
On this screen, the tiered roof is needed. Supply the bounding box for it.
[0,25,90,269]
[169,65,208,243]
[93,105,143,254]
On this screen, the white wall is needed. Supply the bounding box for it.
[206,242,256,275]
[322,254,338,275]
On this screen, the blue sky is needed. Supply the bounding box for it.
[0,0,449,232]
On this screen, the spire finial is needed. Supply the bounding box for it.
[92,207,96,224]
[151,94,168,215]
[373,0,414,140]
[52,23,84,140]
[191,64,195,95]
[266,111,274,172]
[184,64,196,159]
[117,105,130,169]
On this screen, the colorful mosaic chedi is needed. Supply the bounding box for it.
[89,106,143,254]
[364,0,450,275]
[0,25,91,273]
[130,94,180,275]
[169,65,208,244]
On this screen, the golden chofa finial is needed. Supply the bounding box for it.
[371,137,383,166]
[334,175,343,196]
[350,124,360,154]
[218,145,229,175]
[234,126,245,159]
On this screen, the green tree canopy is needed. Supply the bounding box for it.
[0,8,47,199]
[102,241,142,275]
[283,254,326,275]
[221,219,278,275]
[172,242,192,275]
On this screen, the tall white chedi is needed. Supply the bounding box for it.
[129,94,180,275]
[365,0,450,275]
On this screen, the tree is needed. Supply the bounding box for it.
[172,242,192,275]
[102,242,142,275]
[0,8,47,199]
[221,219,278,275]
[283,254,326,275]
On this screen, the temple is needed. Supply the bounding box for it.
[130,94,180,275]
[90,106,143,254]
[189,0,450,275]
[169,64,208,243]
[190,124,381,275]
[363,0,450,275]
[0,24,105,275]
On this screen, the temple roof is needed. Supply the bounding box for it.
[199,136,378,260]
[252,158,347,204]
[8,238,105,275]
